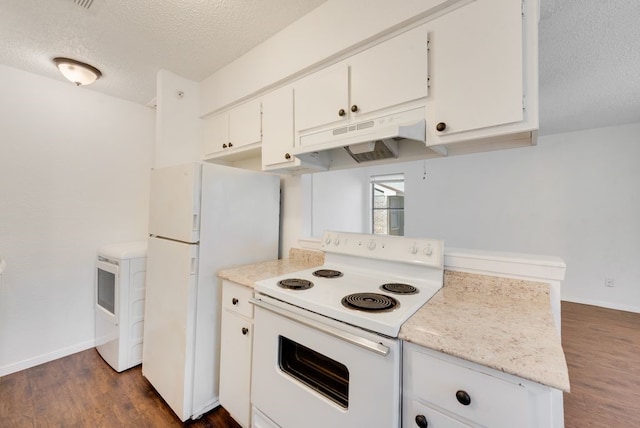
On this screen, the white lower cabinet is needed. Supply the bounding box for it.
[252,406,280,428]
[219,280,254,428]
[403,343,557,428]
[410,400,471,428]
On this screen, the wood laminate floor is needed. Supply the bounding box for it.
[0,349,240,427]
[1,302,638,427]
[561,302,640,428]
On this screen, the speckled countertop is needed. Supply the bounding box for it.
[217,248,325,288]
[400,270,570,392]
[218,251,569,392]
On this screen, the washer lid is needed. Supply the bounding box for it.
[97,240,147,260]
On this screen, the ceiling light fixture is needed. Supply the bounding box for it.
[53,57,102,86]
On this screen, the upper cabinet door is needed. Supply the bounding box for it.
[350,24,429,117]
[429,0,523,137]
[229,99,262,149]
[294,62,349,133]
[262,86,296,168]
[202,112,229,157]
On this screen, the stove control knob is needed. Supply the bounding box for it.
[424,244,433,256]
[368,240,376,250]
[334,238,340,245]
[325,236,332,245]
[411,243,418,255]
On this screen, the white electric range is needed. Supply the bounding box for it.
[251,231,444,428]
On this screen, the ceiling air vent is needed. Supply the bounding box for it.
[74,0,96,9]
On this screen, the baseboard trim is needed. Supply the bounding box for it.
[561,296,640,314]
[0,339,96,377]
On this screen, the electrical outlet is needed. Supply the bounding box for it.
[605,278,615,287]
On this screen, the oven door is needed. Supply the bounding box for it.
[96,257,119,325]
[251,296,401,428]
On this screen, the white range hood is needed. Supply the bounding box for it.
[293,107,426,163]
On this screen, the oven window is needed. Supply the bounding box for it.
[97,268,116,315]
[278,336,349,408]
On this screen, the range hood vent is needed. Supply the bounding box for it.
[294,107,426,163]
[344,139,399,163]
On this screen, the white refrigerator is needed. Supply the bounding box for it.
[142,162,280,421]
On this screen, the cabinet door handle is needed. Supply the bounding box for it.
[241,327,249,335]
[436,122,447,132]
[285,153,291,160]
[222,143,227,149]
[232,298,239,305]
[338,108,346,117]
[228,142,233,148]
[415,414,428,428]
[351,104,358,113]
[456,390,471,406]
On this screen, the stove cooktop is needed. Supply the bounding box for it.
[255,232,444,337]
[255,263,442,337]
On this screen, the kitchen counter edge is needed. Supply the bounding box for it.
[400,270,570,392]
[217,248,325,288]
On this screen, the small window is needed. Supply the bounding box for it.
[371,174,404,236]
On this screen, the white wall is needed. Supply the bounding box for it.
[301,123,640,313]
[155,70,201,168]
[0,65,155,375]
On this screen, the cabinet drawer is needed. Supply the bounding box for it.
[407,348,533,428]
[222,280,254,319]
[408,400,470,428]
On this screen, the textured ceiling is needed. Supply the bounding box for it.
[1,0,638,136]
[538,0,640,135]
[0,0,327,106]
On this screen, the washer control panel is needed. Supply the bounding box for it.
[320,231,443,267]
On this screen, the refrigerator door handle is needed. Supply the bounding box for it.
[190,257,197,275]
[192,214,199,231]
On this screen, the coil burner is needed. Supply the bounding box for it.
[380,283,418,295]
[313,269,344,278]
[277,278,314,290]
[341,293,399,312]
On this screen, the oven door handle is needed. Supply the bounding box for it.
[249,298,390,357]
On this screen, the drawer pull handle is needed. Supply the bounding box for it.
[338,108,346,117]
[436,122,447,132]
[241,327,249,335]
[456,390,471,406]
[415,414,428,427]
[232,298,239,305]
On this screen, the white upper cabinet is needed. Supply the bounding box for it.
[426,0,528,145]
[294,62,349,133]
[229,100,262,149]
[294,24,429,137]
[261,86,298,169]
[202,99,262,159]
[350,24,429,117]
[202,112,229,158]
[200,0,537,170]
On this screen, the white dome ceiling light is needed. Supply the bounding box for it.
[53,57,102,86]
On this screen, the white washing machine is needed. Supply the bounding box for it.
[95,241,147,372]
